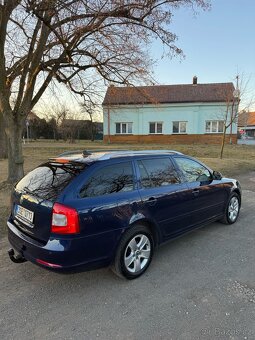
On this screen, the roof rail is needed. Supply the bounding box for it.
[56,149,183,162]
[82,149,129,157]
[96,149,183,161]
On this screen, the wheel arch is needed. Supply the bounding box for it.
[231,188,242,205]
[129,218,161,248]
[112,220,157,279]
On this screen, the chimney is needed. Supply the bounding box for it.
[193,76,197,85]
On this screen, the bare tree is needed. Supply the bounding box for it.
[0,0,210,182]
[219,81,239,159]
[80,101,101,141]
[59,110,82,143]
[41,102,71,140]
[219,75,253,159]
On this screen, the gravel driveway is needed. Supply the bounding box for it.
[1,172,255,340]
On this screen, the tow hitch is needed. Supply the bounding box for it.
[8,248,27,263]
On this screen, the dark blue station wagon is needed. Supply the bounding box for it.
[7,150,241,279]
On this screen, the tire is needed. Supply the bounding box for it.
[220,193,240,225]
[112,225,154,280]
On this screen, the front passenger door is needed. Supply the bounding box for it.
[173,157,227,225]
[136,157,193,240]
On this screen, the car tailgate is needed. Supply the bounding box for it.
[9,161,84,243]
[11,190,53,243]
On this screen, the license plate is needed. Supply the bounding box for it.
[15,205,34,224]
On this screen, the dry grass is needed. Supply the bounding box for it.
[1,140,255,235]
[20,139,255,177]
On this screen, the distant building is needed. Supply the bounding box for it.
[238,111,255,139]
[26,111,41,123]
[102,78,237,144]
[25,111,45,139]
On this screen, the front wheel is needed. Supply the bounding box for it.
[112,225,154,280]
[220,193,240,224]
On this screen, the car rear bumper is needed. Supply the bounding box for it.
[7,219,120,271]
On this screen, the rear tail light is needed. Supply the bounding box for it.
[51,203,80,234]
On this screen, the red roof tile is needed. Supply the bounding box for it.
[238,111,255,126]
[103,83,235,106]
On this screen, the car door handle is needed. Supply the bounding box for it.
[148,197,157,206]
[192,189,200,197]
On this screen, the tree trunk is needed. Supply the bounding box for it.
[5,115,24,183]
[89,115,94,141]
[90,123,95,141]
[220,125,227,159]
[0,111,7,159]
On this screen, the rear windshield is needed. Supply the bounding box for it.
[16,162,84,200]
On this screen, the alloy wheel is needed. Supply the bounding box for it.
[124,234,151,273]
[228,196,239,222]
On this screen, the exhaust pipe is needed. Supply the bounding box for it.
[8,248,27,263]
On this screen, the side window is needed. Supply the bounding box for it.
[174,157,212,183]
[80,162,134,198]
[137,158,180,189]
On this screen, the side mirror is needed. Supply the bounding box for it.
[213,170,222,180]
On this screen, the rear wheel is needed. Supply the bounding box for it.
[220,193,240,224]
[112,225,154,279]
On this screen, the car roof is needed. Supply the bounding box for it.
[49,149,183,164]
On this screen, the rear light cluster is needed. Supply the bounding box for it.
[51,203,80,234]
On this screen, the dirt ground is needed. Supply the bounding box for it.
[0,171,255,340]
[1,141,255,339]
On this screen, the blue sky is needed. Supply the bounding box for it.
[37,0,255,117]
[152,0,255,109]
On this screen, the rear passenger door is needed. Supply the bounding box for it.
[69,161,140,236]
[135,157,193,240]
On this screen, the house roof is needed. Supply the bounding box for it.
[238,111,255,127]
[102,83,235,106]
[27,111,41,121]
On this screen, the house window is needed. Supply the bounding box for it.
[205,121,224,133]
[116,122,133,134]
[149,122,163,134]
[172,121,187,134]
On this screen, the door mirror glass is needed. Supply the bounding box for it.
[213,170,222,180]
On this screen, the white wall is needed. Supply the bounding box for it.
[103,103,237,135]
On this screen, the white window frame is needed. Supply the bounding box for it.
[172,121,187,134]
[115,122,133,134]
[205,120,224,133]
[149,122,163,134]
